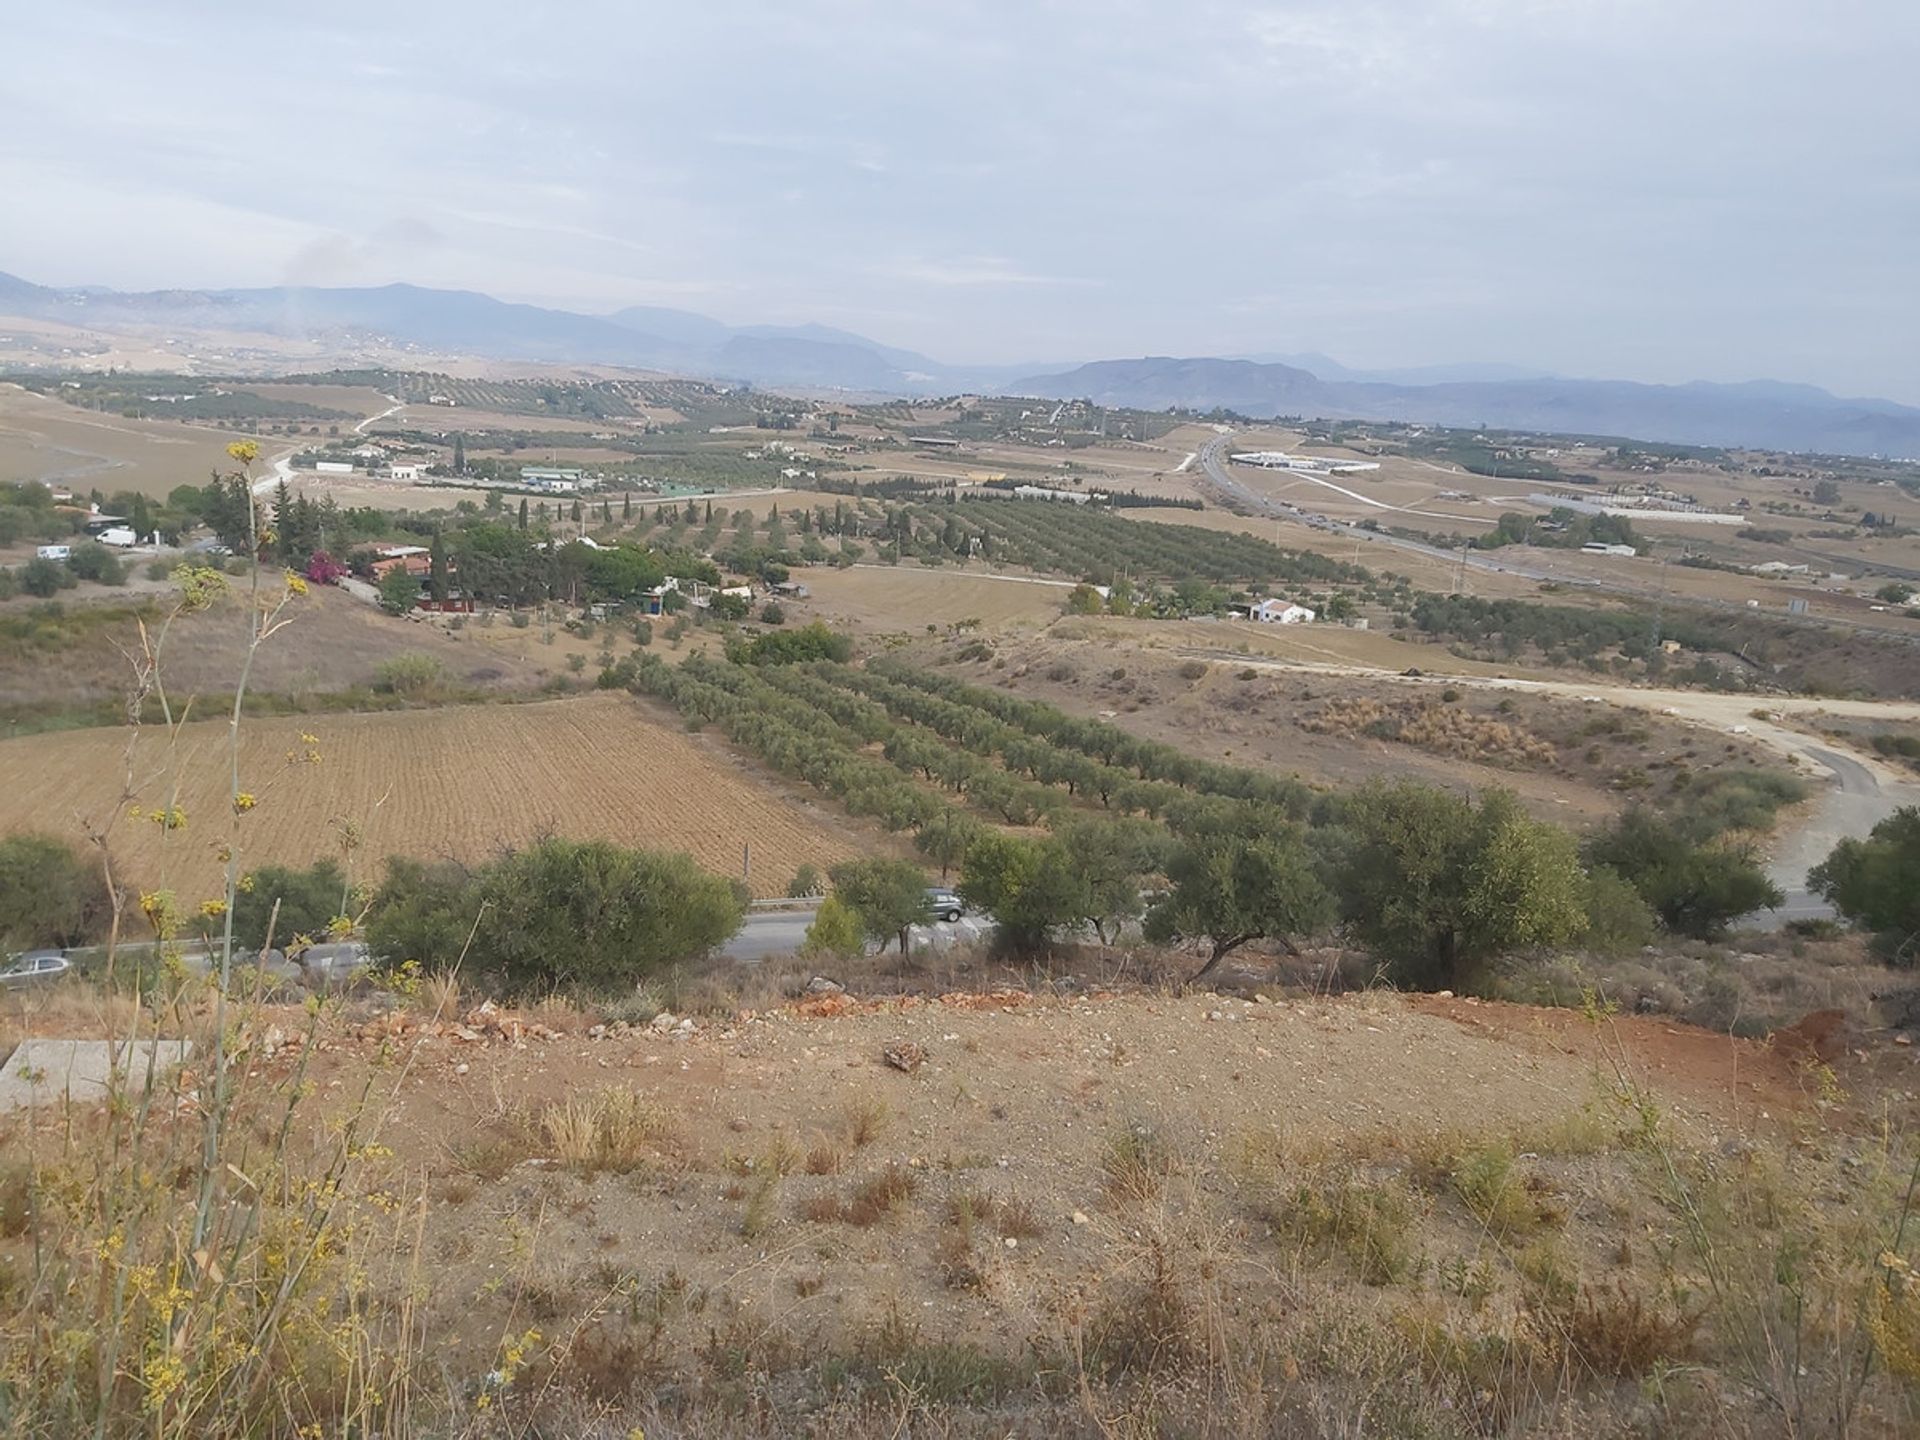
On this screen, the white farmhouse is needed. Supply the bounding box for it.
[1246,598,1315,624]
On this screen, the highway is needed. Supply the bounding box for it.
[1197,433,1566,586]
[1198,434,1920,643]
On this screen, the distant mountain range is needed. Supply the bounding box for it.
[4,270,1917,457]
[1009,357,1920,457]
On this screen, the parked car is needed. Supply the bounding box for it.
[295,941,370,988]
[924,887,964,924]
[234,947,302,982]
[35,544,71,561]
[0,950,71,988]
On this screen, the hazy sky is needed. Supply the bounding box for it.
[4,1,1917,398]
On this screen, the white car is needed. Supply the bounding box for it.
[0,950,71,988]
[35,544,71,561]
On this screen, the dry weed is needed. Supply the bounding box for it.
[543,1087,672,1174]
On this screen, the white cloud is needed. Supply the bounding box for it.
[0,1,1913,397]
[885,258,1096,289]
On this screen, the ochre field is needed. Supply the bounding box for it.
[802,564,1070,630]
[0,694,864,899]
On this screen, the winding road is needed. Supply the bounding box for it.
[1193,649,1920,926]
[251,395,405,496]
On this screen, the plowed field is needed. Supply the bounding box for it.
[0,694,864,899]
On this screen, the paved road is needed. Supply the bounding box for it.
[719,908,994,963]
[252,395,404,496]
[1758,744,1900,924]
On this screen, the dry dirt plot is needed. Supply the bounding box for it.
[0,384,250,497]
[232,382,394,418]
[76,984,1842,1433]
[798,564,1071,632]
[1054,614,1549,678]
[0,693,871,898]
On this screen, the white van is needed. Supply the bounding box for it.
[35,544,71,561]
[96,527,138,548]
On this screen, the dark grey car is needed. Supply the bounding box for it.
[924,887,964,924]
[296,942,372,988]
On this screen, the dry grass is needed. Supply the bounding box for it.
[804,1164,919,1228]
[1300,694,1560,766]
[1557,1281,1700,1377]
[541,1087,673,1174]
[1101,1122,1176,1206]
[1450,1141,1564,1236]
[845,1096,889,1149]
[945,1186,1042,1240]
[415,967,462,1020]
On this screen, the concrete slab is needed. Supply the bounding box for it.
[0,1039,193,1111]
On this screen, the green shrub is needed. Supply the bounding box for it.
[799,894,863,960]
[0,832,113,948]
[729,620,852,666]
[367,839,744,996]
[233,858,350,950]
[1810,807,1920,961]
[372,653,448,696]
[1579,866,1658,954]
[20,557,71,598]
[1587,809,1782,938]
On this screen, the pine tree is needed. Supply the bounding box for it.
[518,498,529,531]
[272,479,294,561]
[570,498,583,523]
[601,498,612,524]
[452,433,466,474]
[622,493,632,520]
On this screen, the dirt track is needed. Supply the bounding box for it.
[1189,650,1920,915]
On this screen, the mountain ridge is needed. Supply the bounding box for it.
[3,271,1916,456]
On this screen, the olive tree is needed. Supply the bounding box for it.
[1334,782,1588,990]
[828,857,931,955]
[0,833,113,949]
[1811,807,1920,963]
[1144,825,1333,981]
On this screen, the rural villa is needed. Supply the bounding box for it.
[1245,598,1316,624]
